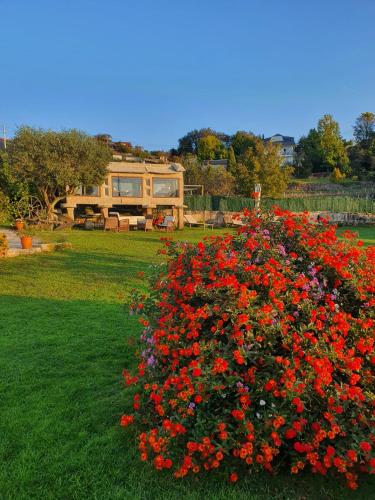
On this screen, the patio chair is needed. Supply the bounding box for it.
[157,215,175,232]
[137,214,153,231]
[223,213,234,227]
[184,214,213,229]
[231,215,246,227]
[104,217,119,232]
[118,218,130,232]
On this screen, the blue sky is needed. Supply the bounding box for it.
[1,0,374,149]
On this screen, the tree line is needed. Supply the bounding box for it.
[1,112,374,223]
[294,112,375,180]
[171,130,293,198]
[170,112,375,197]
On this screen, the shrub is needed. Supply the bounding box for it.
[0,233,8,257]
[331,167,346,183]
[0,191,11,224]
[122,208,375,489]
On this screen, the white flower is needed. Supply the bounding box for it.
[259,400,266,406]
[256,412,261,419]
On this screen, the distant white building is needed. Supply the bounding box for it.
[265,134,295,165]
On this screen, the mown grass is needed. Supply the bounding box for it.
[0,226,374,500]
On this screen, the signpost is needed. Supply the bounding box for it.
[253,183,261,212]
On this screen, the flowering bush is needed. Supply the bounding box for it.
[122,208,375,489]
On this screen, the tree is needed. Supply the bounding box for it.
[230,161,253,197]
[317,114,349,173]
[183,155,235,195]
[177,128,229,155]
[232,137,293,197]
[183,155,203,186]
[331,167,346,182]
[350,112,375,179]
[202,166,235,196]
[0,150,30,219]
[95,133,112,147]
[9,127,111,218]
[246,139,293,197]
[196,135,226,161]
[349,139,375,180]
[294,129,323,177]
[230,131,257,158]
[353,112,375,144]
[227,146,236,174]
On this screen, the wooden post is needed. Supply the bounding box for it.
[177,207,184,229]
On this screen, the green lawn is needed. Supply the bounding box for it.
[0,226,374,500]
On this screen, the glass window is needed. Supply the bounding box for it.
[112,177,142,197]
[74,185,99,196]
[84,185,99,196]
[153,178,179,197]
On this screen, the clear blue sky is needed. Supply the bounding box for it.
[1,0,374,150]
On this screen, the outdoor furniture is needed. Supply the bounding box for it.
[137,215,153,231]
[231,216,246,227]
[223,213,234,227]
[118,219,130,232]
[104,217,119,232]
[83,214,104,230]
[157,215,175,231]
[184,214,213,229]
[109,212,145,229]
[222,213,245,227]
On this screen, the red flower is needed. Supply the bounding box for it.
[285,429,297,439]
[264,379,277,391]
[212,357,229,374]
[120,415,134,427]
[229,472,238,483]
[233,350,245,365]
[231,409,245,421]
[360,441,371,453]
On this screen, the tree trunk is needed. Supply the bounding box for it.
[40,189,65,221]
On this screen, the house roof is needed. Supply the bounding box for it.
[265,134,295,146]
[205,159,229,166]
[107,161,185,174]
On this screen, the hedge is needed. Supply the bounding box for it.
[185,195,255,211]
[185,195,375,214]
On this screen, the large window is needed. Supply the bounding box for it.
[74,185,99,196]
[112,177,142,197]
[152,178,179,198]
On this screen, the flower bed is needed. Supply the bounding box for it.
[122,208,375,489]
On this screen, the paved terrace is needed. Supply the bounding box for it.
[2,229,42,249]
[1,229,71,257]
